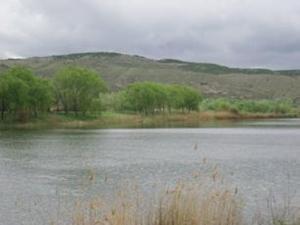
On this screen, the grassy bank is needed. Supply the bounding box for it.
[0,110,298,129]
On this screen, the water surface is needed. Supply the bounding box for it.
[0,119,299,224]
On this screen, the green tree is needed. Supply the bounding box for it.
[124,82,155,114]
[151,83,168,112]
[0,75,9,120]
[167,84,202,112]
[122,82,202,114]
[29,79,53,117]
[166,85,185,112]
[54,66,107,114]
[124,82,167,114]
[181,86,202,111]
[6,67,31,114]
[0,66,53,121]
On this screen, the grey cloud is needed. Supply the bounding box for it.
[1,0,300,69]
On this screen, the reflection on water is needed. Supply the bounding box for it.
[0,119,300,225]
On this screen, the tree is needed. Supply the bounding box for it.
[0,75,9,120]
[181,86,202,111]
[0,66,53,121]
[122,82,202,114]
[54,66,107,114]
[124,82,166,114]
[167,84,202,112]
[29,79,53,117]
[166,85,185,112]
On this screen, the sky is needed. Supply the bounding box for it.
[1,0,300,69]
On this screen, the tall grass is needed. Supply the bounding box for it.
[56,180,243,225]
[51,173,300,225]
[149,182,242,225]
[54,184,300,225]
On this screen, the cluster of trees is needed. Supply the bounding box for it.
[0,65,202,122]
[54,67,107,115]
[0,66,53,121]
[103,82,202,114]
[0,66,107,121]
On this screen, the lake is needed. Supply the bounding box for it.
[0,119,300,225]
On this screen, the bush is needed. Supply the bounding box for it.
[200,98,294,114]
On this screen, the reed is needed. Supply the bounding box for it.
[62,180,242,225]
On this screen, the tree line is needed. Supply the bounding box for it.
[2,65,292,122]
[0,65,202,121]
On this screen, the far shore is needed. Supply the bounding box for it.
[0,111,298,130]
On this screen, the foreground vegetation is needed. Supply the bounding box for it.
[68,182,243,225]
[52,172,300,225]
[0,65,298,128]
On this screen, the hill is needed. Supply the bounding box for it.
[1,52,300,103]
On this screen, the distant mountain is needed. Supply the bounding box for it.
[1,52,300,102]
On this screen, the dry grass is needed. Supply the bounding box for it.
[55,180,242,225]
[149,182,242,225]
[49,167,300,225]
[52,181,300,225]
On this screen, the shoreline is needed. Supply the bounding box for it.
[0,111,298,130]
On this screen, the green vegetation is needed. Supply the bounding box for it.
[167,84,203,112]
[0,64,298,128]
[0,66,53,121]
[200,98,294,114]
[117,82,202,114]
[53,66,107,115]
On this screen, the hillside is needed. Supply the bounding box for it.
[1,52,300,103]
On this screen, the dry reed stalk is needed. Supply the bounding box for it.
[66,181,242,225]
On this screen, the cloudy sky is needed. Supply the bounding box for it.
[1,0,300,69]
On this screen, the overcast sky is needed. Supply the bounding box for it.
[1,0,300,69]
